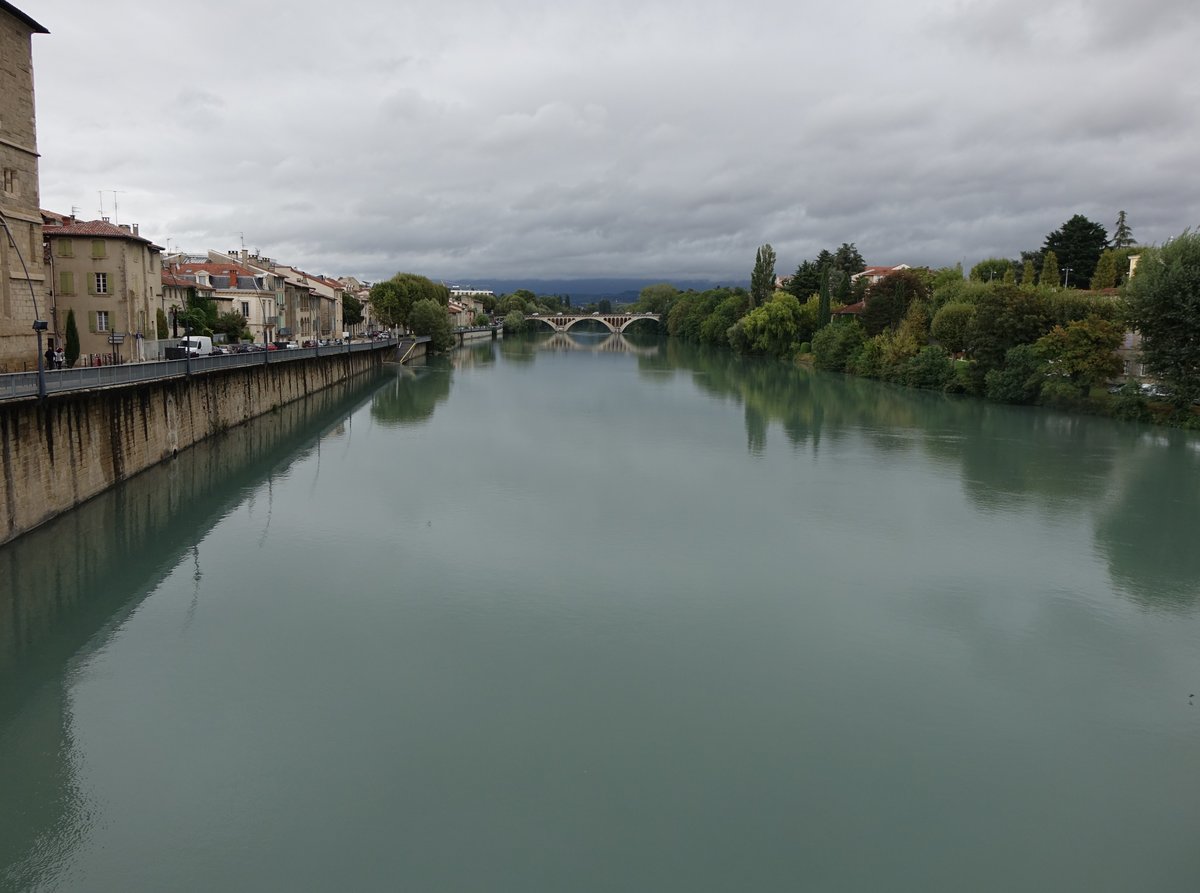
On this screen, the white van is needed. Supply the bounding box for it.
[179,336,213,357]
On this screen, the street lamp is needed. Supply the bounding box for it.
[1063,266,1072,288]
[0,209,49,400]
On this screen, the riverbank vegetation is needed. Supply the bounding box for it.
[633,219,1200,428]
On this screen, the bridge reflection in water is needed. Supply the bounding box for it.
[536,331,662,356]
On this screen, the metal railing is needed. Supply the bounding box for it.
[0,338,399,403]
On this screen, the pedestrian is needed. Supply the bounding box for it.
[55,346,65,369]
[44,346,55,369]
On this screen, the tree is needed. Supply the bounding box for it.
[64,308,80,367]
[502,310,526,333]
[931,302,975,354]
[1041,250,1061,290]
[597,299,613,314]
[832,242,866,275]
[812,319,865,371]
[1124,230,1200,410]
[729,292,804,359]
[965,286,1053,392]
[370,273,449,331]
[1022,259,1037,287]
[409,297,454,351]
[1090,250,1119,290]
[750,243,777,309]
[860,269,930,336]
[970,258,1010,283]
[817,268,831,329]
[155,307,169,340]
[784,259,822,299]
[1034,317,1123,397]
[1044,214,1108,289]
[637,283,677,314]
[213,312,249,343]
[342,293,364,329]
[1112,210,1135,249]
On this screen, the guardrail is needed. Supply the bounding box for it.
[0,338,401,403]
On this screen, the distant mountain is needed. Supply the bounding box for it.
[442,277,747,300]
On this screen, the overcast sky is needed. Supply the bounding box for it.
[22,0,1200,283]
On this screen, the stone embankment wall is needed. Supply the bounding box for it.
[0,351,382,545]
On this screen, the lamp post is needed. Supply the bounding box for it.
[1063,266,1072,288]
[0,209,48,400]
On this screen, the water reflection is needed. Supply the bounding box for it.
[370,360,453,427]
[637,339,1200,610]
[0,370,391,889]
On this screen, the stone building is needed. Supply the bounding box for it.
[0,2,48,371]
[43,218,164,361]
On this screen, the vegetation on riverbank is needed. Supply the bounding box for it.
[632,223,1200,429]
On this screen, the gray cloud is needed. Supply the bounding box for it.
[24,0,1200,282]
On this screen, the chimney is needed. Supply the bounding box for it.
[133,223,139,237]
[119,224,131,233]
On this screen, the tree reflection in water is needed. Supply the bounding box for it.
[370,360,453,427]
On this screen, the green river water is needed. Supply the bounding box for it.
[2,332,1199,891]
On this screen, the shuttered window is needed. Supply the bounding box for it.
[91,240,106,258]
[58,271,74,295]
[56,239,74,257]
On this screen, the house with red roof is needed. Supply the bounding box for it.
[43,215,164,361]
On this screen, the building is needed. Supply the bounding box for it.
[43,217,164,361]
[170,259,273,342]
[161,270,216,339]
[0,1,48,371]
[851,264,911,286]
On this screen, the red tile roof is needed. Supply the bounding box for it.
[833,300,865,315]
[42,217,161,248]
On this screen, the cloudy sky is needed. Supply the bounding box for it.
[22,0,1200,283]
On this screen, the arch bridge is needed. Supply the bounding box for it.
[526,313,661,334]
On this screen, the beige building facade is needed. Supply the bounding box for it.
[44,218,164,361]
[0,2,48,372]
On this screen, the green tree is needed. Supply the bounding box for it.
[965,286,1053,392]
[984,344,1043,403]
[64,308,80,367]
[832,242,866,275]
[502,310,526,333]
[213,311,249,342]
[1041,250,1061,290]
[637,283,677,314]
[1044,214,1108,288]
[729,292,804,359]
[409,297,454,351]
[473,312,491,327]
[1090,250,1119,290]
[1124,230,1200,410]
[1034,317,1123,397]
[784,259,822,299]
[155,307,169,340]
[812,319,866,371]
[750,243,777,309]
[370,273,449,331]
[1002,266,1016,285]
[931,302,975,354]
[1022,259,1037,287]
[970,258,1010,282]
[817,269,831,329]
[342,293,364,328]
[597,299,613,314]
[860,269,930,336]
[1112,210,1135,249]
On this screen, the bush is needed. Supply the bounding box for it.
[812,321,866,371]
[798,342,811,354]
[902,346,956,390]
[984,344,1043,403]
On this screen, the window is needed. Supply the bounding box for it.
[91,240,106,259]
[2,168,15,194]
[241,301,250,318]
[56,239,74,257]
[58,271,74,295]
[96,311,109,332]
[94,272,109,294]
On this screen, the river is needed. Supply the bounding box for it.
[2,332,1199,891]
